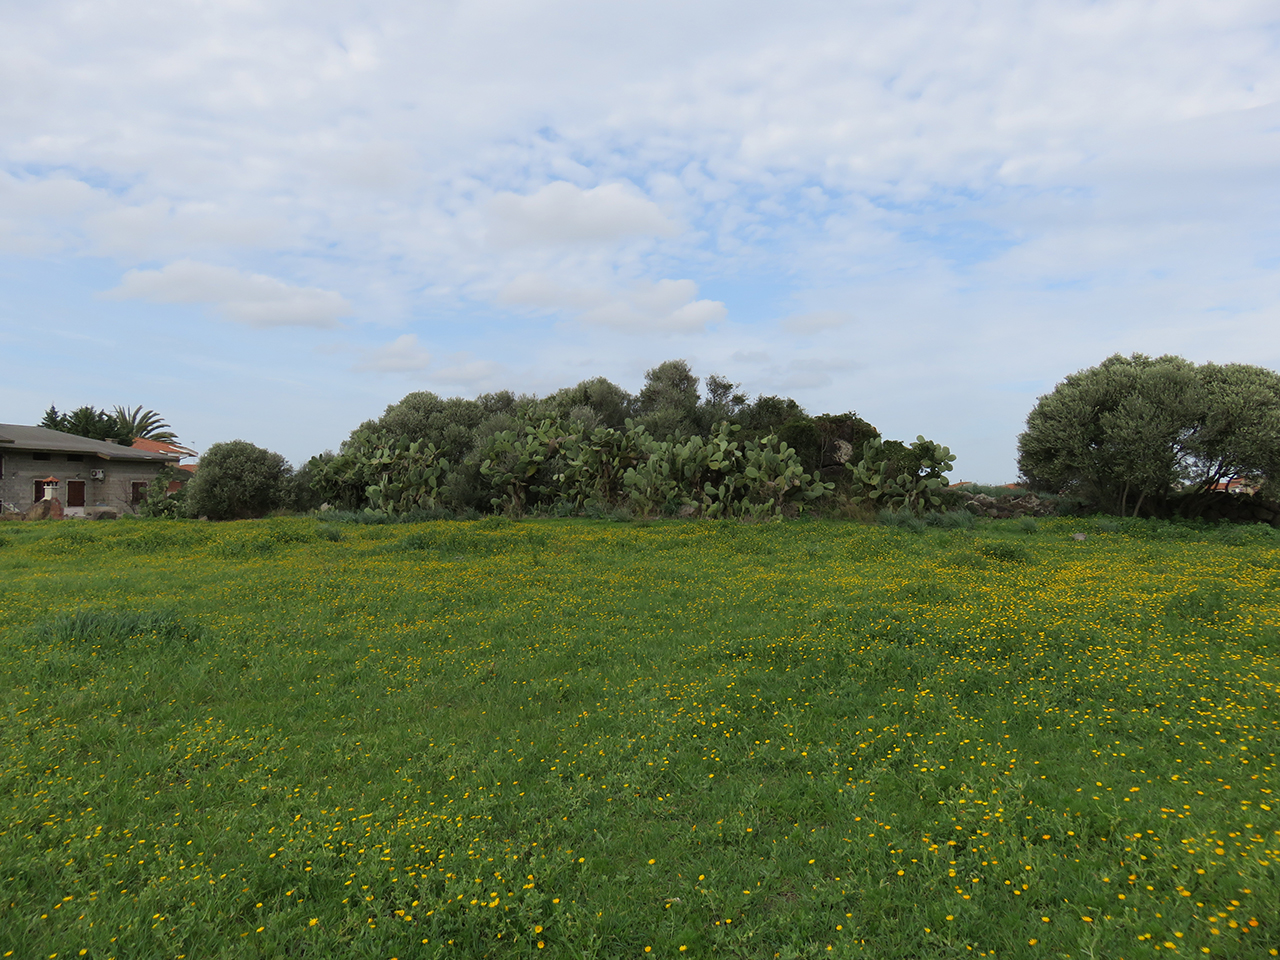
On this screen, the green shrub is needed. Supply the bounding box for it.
[185,440,291,521]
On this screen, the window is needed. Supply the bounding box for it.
[33,452,51,461]
[131,481,149,505]
[66,454,84,462]
[66,480,86,508]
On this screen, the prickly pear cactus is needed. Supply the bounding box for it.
[364,437,450,515]
[846,435,955,514]
[479,419,571,515]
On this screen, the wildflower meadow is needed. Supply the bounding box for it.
[0,516,1277,959]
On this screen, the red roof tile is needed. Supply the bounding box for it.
[131,437,198,459]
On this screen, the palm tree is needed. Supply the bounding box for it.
[112,406,178,443]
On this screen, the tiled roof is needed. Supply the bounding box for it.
[130,437,198,459]
[0,424,181,462]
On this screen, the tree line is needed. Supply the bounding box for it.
[40,405,179,445]
[180,360,952,520]
[46,353,1280,523]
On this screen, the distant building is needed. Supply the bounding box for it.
[0,423,185,518]
[128,437,198,492]
[1209,477,1258,495]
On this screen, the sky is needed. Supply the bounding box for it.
[2,0,1278,482]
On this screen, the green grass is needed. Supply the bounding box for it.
[1,515,1278,959]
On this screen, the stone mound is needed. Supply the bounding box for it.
[957,491,1057,520]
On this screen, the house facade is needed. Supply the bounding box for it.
[0,424,184,518]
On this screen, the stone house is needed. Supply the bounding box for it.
[0,423,184,518]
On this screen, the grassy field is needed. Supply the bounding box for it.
[0,515,1277,959]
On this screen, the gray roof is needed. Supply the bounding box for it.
[0,424,181,462]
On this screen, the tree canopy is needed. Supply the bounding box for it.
[1017,354,1280,515]
[306,359,895,516]
[40,404,178,444]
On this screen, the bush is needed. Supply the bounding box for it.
[777,417,821,472]
[184,440,292,521]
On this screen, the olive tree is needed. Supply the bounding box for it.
[185,440,292,520]
[1017,354,1280,515]
[637,359,701,439]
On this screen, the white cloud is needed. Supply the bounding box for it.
[500,274,725,332]
[106,260,351,329]
[431,355,503,387]
[0,171,109,255]
[84,200,287,260]
[498,273,600,311]
[4,0,1280,481]
[355,333,432,373]
[781,310,853,334]
[489,181,677,246]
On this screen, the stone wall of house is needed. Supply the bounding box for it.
[0,450,173,517]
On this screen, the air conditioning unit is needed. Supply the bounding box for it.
[89,469,105,480]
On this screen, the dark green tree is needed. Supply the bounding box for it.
[361,392,492,463]
[41,403,179,444]
[813,413,880,470]
[39,405,64,431]
[1018,354,1280,515]
[696,373,749,431]
[538,378,635,431]
[739,395,805,434]
[286,458,328,513]
[774,412,880,476]
[185,440,292,520]
[637,359,701,439]
[42,404,121,441]
[777,417,821,472]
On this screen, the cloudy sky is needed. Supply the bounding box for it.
[3,0,1278,481]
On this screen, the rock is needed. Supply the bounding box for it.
[955,489,1057,519]
[25,498,64,521]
